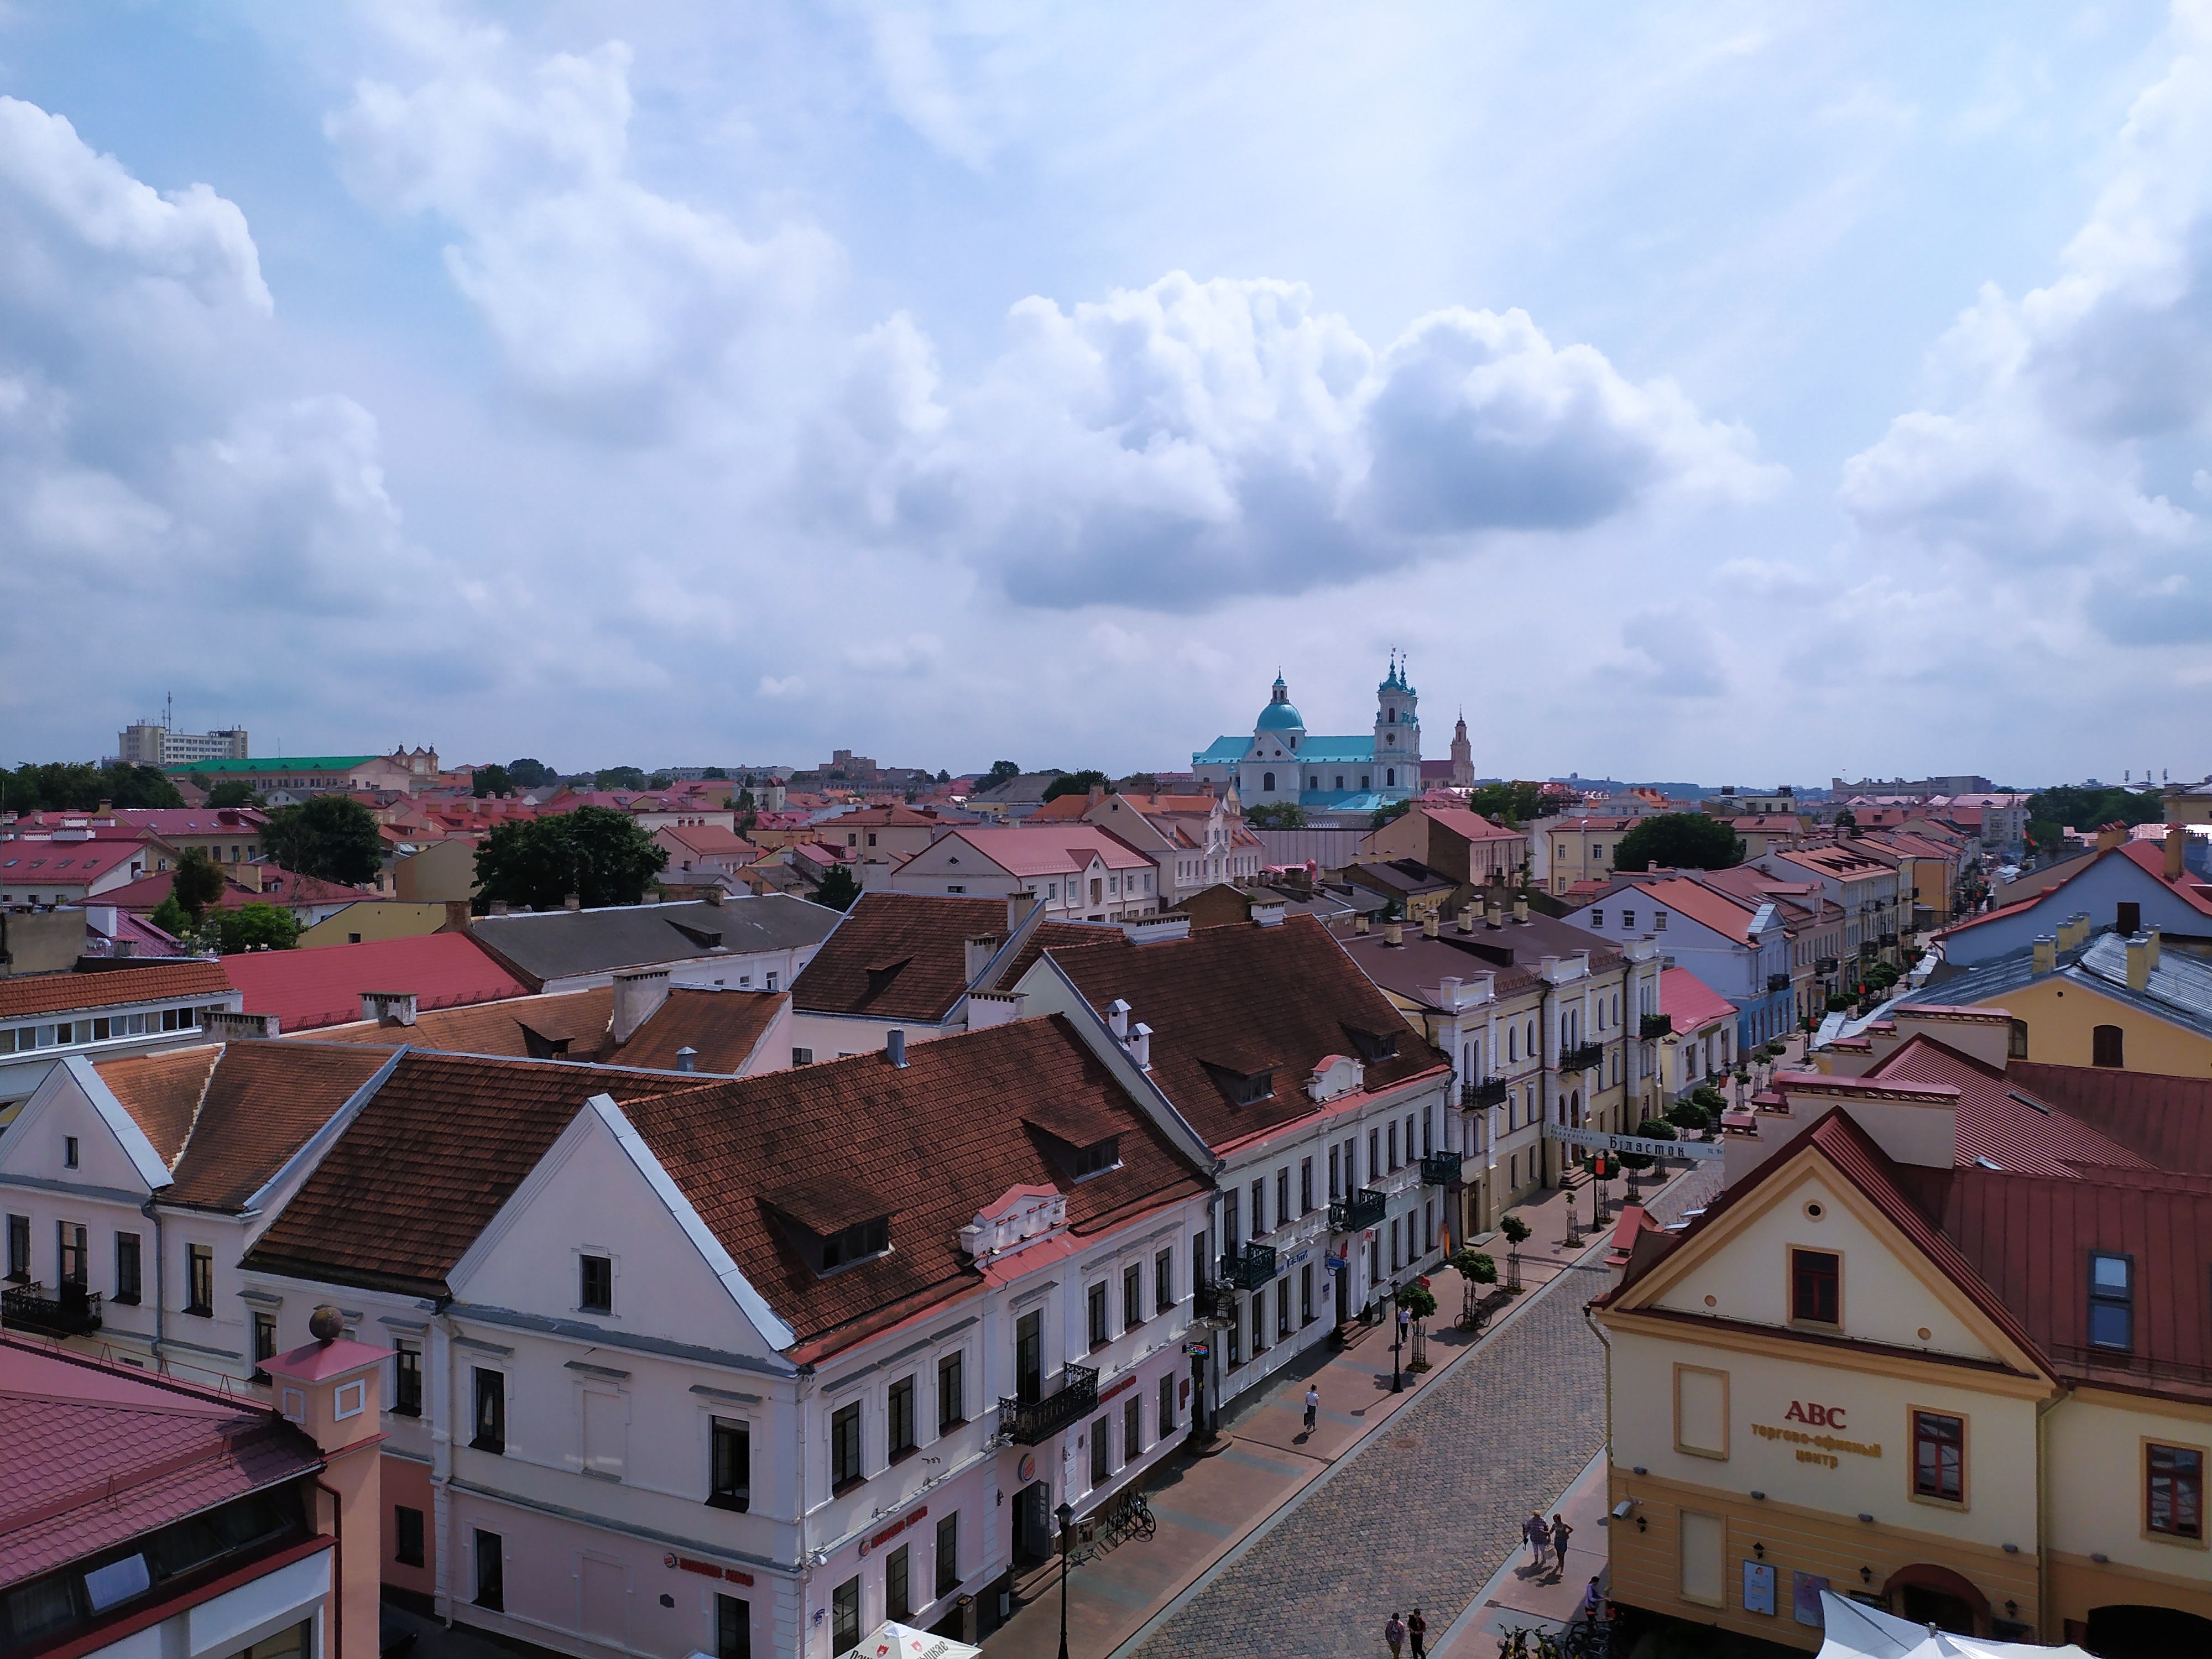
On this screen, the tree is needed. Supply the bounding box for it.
[1465,781,1548,827]
[702,766,728,780]
[647,773,675,791]
[212,902,299,953]
[1369,799,1412,830]
[936,769,952,785]
[594,765,648,792]
[1449,1248,1498,1284]
[204,780,262,808]
[472,764,514,799]
[1611,813,1744,873]
[1498,1214,1532,1246]
[262,796,383,886]
[170,848,229,922]
[148,894,191,938]
[814,864,862,911]
[1394,1281,1438,1320]
[1832,808,1858,834]
[1243,801,1308,828]
[507,758,557,788]
[1,761,183,813]
[473,806,669,911]
[1041,769,1107,802]
[980,760,1022,790]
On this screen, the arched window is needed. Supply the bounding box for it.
[1262,771,1275,793]
[2093,1024,2124,1068]
[2007,1019,2029,1060]
[1386,768,1396,786]
[1527,1018,1538,1056]
[1387,708,1396,724]
[1507,1027,1517,1062]
[1360,774,1370,790]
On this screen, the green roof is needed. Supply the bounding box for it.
[162,755,377,774]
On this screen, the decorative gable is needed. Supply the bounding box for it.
[1306,1053,1365,1102]
[957,1183,1067,1261]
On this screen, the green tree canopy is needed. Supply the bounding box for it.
[1464,781,1550,827]
[813,864,862,911]
[594,765,648,791]
[1244,801,1307,828]
[472,764,514,799]
[702,766,728,781]
[1832,808,1858,834]
[473,806,669,912]
[170,848,229,921]
[148,894,191,938]
[263,795,384,886]
[1369,799,1412,830]
[212,902,299,953]
[2,761,184,813]
[1042,769,1110,802]
[647,773,675,790]
[203,780,262,808]
[935,769,952,785]
[506,758,557,788]
[980,760,1022,790]
[2026,784,2166,842]
[1611,812,1744,873]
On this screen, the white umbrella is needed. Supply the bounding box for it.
[1815,1592,2093,1659]
[840,1620,983,1659]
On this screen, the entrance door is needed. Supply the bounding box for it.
[1897,1585,1975,1636]
[1013,1480,1051,1564]
[1334,1265,1348,1322]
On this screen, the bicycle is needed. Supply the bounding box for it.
[1495,1626,1562,1659]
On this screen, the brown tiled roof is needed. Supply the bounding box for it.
[93,1046,220,1166]
[243,1051,701,1296]
[304,986,615,1062]
[0,961,231,1022]
[994,920,1123,988]
[618,1015,1211,1358]
[1044,914,1449,1149]
[615,988,787,1073]
[786,895,1117,1022]
[2006,1061,2212,1173]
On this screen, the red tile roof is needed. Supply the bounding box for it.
[304,986,616,1062]
[1660,967,1735,1031]
[1417,807,1526,843]
[221,934,528,1032]
[0,962,232,1022]
[0,840,150,884]
[613,988,787,1073]
[788,895,1109,1023]
[932,825,1152,877]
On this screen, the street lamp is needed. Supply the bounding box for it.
[1055,1500,1075,1659]
[1391,1301,1410,1392]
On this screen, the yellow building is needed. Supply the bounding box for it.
[296,900,458,948]
[1535,815,1641,895]
[1898,926,2212,1076]
[1598,1017,2212,1651]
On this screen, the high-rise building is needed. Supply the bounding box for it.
[117,721,250,766]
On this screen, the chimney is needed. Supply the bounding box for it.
[675,1046,697,1073]
[1088,784,1104,804]
[1355,914,1370,935]
[441,899,472,933]
[2126,933,2152,992]
[887,1027,908,1067]
[2147,928,2162,969]
[1423,911,1440,939]
[1009,891,1036,932]
[1513,897,1530,924]
[1486,899,1504,929]
[2167,826,2187,881]
[703,886,725,906]
[359,991,418,1027]
[489,899,510,916]
[113,939,136,958]
[2032,934,2057,974]
[1129,1021,1152,1070]
[564,892,582,911]
[964,934,1001,985]
[1107,998,1131,1040]
[1458,905,1475,934]
[612,968,671,1043]
[203,1010,280,1040]
[96,799,112,816]
[1385,922,1404,947]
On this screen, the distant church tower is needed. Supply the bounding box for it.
[1373,652,1421,792]
[1450,710,1474,789]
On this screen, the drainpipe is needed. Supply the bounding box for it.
[317,1480,345,1659]
[142,1198,166,1367]
[1583,1302,1614,1492]
[2035,1385,2068,1642]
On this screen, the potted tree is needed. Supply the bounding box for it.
[1396,1279,1439,1370]
[1498,1213,1532,1291]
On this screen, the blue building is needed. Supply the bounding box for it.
[1191,660,1424,826]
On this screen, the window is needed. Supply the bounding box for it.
[2008,1019,2029,1060]
[938,1350,965,1429]
[1226,1302,1241,1367]
[1790,1249,1840,1326]
[253,1311,277,1369]
[1389,1122,1399,1170]
[114,1232,141,1303]
[186,1244,213,1315]
[1590,909,1604,929]
[1250,1177,1266,1235]
[474,1530,504,1610]
[1276,1278,1291,1338]
[1262,772,1275,792]
[1328,1146,1341,1200]
[2093,1024,2125,1068]
[394,1343,422,1416]
[832,1578,860,1655]
[2090,1252,2133,1350]
[2148,1443,2203,1540]
[792,1047,814,1066]
[2118,901,2141,934]
[12,1213,36,1280]
[1155,1248,1174,1313]
[63,1135,78,1169]
[1016,1310,1042,1402]
[716,1594,750,1659]
[889,1375,917,1460]
[710,1416,750,1509]
[472,1368,506,1453]
[58,1223,85,1286]
[1300,1157,1313,1213]
[1912,1411,1964,1503]
[1223,1189,1239,1249]
[1369,1128,1380,1181]
[885,1541,912,1621]
[1655,911,1668,931]
[1276,1168,1290,1227]
[820,1217,889,1271]
[1088,1281,1110,1348]
[1123,1264,1142,1331]
[579,1253,612,1314]
[1159,1372,1176,1434]
[1301,1264,1314,1326]
[936,1513,961,1597]
[1251,1291,1266,1354]
[395,1505,425,1568]
[831,1402,863,1490]
[1091,1415,1111,1484]
[1124,1394,1143,1463]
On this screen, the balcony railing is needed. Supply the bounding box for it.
[1420,1153,1460,1187]
[1558,1041,1605,1073]
[1879,931,1898,947]
[1461,1076,1509,1108]
[1329,1188,1387,1232]
[1,1282,102,1338]
[2047,1342,2212,1390]
[1859,940,1878,959]
[1767,973,1790,993]
[1815,957,1839,974]
[998,1364,1099,1445]
[1218,1243,1278,1290]
[1193,1281,1240,1322]
[1639,1013,1672,1039]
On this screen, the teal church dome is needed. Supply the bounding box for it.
[1255,675,1304,732]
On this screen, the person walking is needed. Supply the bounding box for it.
[1303,1384,1319,1435]
[1407,1608,1428,1659]
[1384,1612,1406,1659]
[1550,1512,1574,1578]
[1524,1511,1551,1570]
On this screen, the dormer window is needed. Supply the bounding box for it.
[1024,1115,1124,1181]
[1347,1027,1400,1063]
[769,1183,894,1276]
[821,1217,890,1271]
[1202,1062,1275,1105]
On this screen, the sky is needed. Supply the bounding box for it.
[3,2,2210,787]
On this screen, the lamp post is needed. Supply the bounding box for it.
[1055,1500,1074,1659]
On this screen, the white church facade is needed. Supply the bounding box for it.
[1191,658,1425,826]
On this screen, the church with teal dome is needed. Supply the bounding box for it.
[1192,656,1422,825]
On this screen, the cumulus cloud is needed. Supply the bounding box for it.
[326,32,837,435]
[809,271,1779,607]
[1840,2,2212,639]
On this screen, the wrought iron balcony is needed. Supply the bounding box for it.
[1461,1076,1509,1108]
[1639,1014,1672,1039]
[997,1364,1098,1446]
[1879,931,1898,947]
[1329,1187,1387,1232]
[1194,1280,1240,1322]
[1558,1041,1605,1073]
[2,1281,101,1337]
[1420,1153,1460,1187]
[1859,940,1878,958]
[1218,1243,1277,1291]
[1815,957,1839,974]
[1767,973,1791,993]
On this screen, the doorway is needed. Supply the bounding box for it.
[1898,1584,1976,1636]
[1011,1480,1052,1566]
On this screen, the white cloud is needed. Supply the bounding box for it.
[811,271,1780,607]
[1840,2,2212,640]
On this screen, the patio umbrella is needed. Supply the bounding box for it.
[1815,1592,2091,1659]
[841,1620,983,1659]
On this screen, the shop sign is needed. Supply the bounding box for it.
[1792,1573,1830,1627]
[1099,1374,1138,1404]
[1784,1400,1845,1428]
[1183,1341,1208,1357]
[664,1553,754,1588]
[1742,1562,1775,1617]
[1751,1414,1881,1469]
[1325,1256,1349,1272]
[1016,1452,1038,1483]
[869,1506,929,1551]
